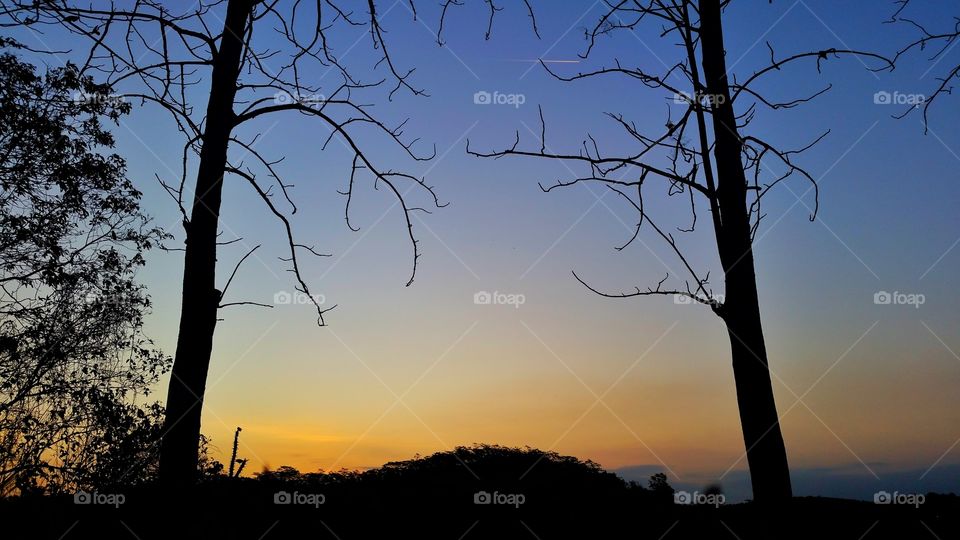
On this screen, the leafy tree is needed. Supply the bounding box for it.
[0,38,168,494]
[648,473,673,495]
[0,0,450,485]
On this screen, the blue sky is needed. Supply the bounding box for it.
[7,0,960,501]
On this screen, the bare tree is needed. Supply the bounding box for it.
[887,0,959,130]
[464,0,892,502]
[0,0,445,486]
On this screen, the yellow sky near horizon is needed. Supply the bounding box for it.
[189,310,960,482]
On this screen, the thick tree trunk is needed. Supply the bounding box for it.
[698,0,793,502]
[158,0,252,487]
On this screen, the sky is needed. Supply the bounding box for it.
[8,0,960,501]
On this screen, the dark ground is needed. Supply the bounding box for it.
[5,492,957,539]
[3,446,957,539]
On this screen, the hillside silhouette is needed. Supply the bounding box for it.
[4,444,958,539]
[1,2,960,537]
[253,444,662,509]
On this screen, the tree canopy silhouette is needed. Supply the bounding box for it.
[0,38,168,495]
[0,0,448,486]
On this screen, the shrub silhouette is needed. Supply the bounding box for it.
[250,444,667,513]
[3,444,960,539]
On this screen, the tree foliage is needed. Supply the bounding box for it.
[0,38,169,494]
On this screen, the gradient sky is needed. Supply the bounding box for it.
[10,0,960,501]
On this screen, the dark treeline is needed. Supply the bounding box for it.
[0,0,958,538]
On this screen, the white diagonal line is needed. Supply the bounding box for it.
[720,521,743,540]
[720,322,879,479]
[920,318,960,479]
[207,321,282,389]
[458,521,480,540]
[745,121,879,258]
[518,193,607,280]
[921,321,960,363]
[926,123,960,163]
[858,522,880,540]
[115,319,281,482]
[921,436,960,480]
[727,1,801,74]
[518,320,681,480]
[258,521,281,540]
[411,213,482,281]
[517,120,685,280]
[318,121,478,281]
[519,1,602,80]
[399,2,481,81]
[920,235,960,280]
[781,183,880,280]
[918,30,960,80]
[326,322,479,476]
[799,1,882,80]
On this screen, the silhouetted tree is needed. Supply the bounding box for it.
[253,444,645,504]
[197,434,226,479]
[0,1,445,486]
[465,1,892,502]
[648,472,673,496]
[888,0,959,129]
[227,426,247,478]
[0,38,168,494]
[74,402,167,490]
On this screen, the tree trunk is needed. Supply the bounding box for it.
[698,0,793,502]
[159,0,252,487]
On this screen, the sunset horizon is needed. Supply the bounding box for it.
[2,0,958,537]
